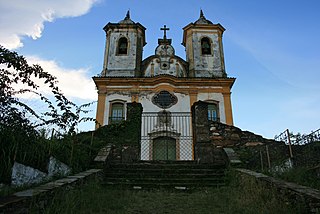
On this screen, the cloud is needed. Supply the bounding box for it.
[25,56,97,101]
[0,0,98,49]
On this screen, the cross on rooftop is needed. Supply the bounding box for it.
[160,25,170,39]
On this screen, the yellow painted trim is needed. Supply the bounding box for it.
[131,93,139,102]
[223,92,234,125]
[95,93,106,129]
[189,91,198,110]
[93,76,235,89]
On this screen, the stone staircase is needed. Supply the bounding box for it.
[103,160,227,189]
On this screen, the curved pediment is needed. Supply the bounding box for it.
[141,30,189,77]
[142,55,188,77]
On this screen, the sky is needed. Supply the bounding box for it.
[0,0,319,138]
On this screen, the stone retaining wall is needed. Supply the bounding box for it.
[210,121,276,147]
[236,168,320,213]
[0,169,102,214]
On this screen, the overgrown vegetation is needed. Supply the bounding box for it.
[0,45,97,184]
[94,102,142,145]
[234,139,320,190]
[270,142,320,190]
[38,171,304,214]
[0,46,144,186]
[274,166,320,190]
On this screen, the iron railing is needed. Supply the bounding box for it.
[297,129,320,145]
[108,117,125,124]
[274,129,291,144]
[275,128,320,145]
[140,111,193,161]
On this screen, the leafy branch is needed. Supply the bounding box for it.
[0,45,95,134]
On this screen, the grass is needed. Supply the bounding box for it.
[38,172,305,214]
[273,166,320,190]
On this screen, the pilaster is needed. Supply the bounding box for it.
[95,92,106,129]
[223,92,234,126]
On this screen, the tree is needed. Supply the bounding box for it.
[0,45,94,134]
[0,45,95,184]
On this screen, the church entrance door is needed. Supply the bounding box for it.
[153,137,176,160]
[140,112,192,160]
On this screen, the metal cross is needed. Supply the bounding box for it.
[160,25,170,39]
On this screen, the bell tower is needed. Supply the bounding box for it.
[182,10,227,78]
[102,11,146,77]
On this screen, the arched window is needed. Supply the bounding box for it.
[208,103,219,122]
[117,37,128,55]
[110,103,124,124]
[201,37,211,55]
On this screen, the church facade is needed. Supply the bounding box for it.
[93,11,235,161]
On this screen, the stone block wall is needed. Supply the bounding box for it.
[0,169,102,213]
[209,121,276,147]
[191,101,282,165]
[191,101,276,149]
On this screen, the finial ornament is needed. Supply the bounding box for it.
[125,10,130,19]
[200,9,204,18]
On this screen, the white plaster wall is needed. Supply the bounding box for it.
[104,93,132,125]
[138,91,191,113]
[197,92,226,123]
[191,32,224,77]
[106,31,137,76]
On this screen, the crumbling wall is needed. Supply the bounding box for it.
[209,121,276,147]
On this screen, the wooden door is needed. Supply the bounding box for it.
[153,137,176,160]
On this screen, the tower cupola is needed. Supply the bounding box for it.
[182,10,226,78]
[101,11,146,77]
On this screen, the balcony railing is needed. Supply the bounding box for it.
[109,117,124,124]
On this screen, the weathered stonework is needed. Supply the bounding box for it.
[209,121,276,147]
[11,162,47,187]
[11,157,71,187]
[48,157,71,178]
[192,101,223,163]
[94,145,112,162]
[0,169,102,213]
[192,101,210,143]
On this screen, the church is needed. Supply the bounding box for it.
[93,11,236,161]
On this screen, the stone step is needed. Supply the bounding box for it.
[104,161,227,188]
[103,181,225,189]
[139,160,227,166]
[104,172,225,178]
[105,168,225,174]
[105,177,225,184]
[108,162,226,170]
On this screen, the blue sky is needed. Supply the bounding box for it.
[1,0,320,138]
